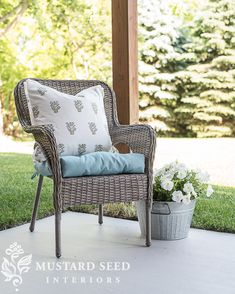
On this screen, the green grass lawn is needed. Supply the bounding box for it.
[0,153,54,230]
[0,153,234,233]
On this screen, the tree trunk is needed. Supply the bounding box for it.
[0,100,4,136]
[0,0,28,38]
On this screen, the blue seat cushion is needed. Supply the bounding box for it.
[34,152,145,178]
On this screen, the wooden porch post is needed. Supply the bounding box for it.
[112,0,139,125]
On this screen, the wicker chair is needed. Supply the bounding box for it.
[14,79,156,258]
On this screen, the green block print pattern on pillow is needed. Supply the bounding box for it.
[24,79,112,156]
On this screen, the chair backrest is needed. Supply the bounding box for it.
[14,79,118,130]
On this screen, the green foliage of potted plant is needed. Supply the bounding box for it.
[136,161,213,240]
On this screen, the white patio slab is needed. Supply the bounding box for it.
[0,212,234,294]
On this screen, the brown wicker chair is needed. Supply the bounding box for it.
[14,79,156,258]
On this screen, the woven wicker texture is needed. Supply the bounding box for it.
[62,174,148,207]
[14,79,156,256]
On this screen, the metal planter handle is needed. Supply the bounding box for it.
[151,202,171,215]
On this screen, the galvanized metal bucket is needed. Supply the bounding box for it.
[136,199,196,240]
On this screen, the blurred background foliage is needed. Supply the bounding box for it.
[0,0,111,137]
[0,0,234,138]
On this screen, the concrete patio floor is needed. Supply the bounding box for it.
[0,212,234,294]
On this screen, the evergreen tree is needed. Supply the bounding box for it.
[139,0,188,136]
[174,0,235,137]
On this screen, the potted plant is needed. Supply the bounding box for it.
[136,161,213,240]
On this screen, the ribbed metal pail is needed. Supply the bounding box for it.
[136,200,196,240]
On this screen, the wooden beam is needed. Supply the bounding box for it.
[112,0,139,125]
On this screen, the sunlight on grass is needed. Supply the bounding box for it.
[0,153,234,233]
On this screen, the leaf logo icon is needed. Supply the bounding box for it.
[1,242,32,292]
[18,255,32,275]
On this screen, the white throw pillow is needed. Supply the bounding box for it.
[24,79,112,156]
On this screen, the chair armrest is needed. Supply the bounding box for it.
[110,124,156,174]
[24,125,61,180]
[25,125,62,210]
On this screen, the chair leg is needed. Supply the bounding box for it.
[145,199,151,247]
[29,175,43,232]
[55,210,61,258]
[98,204,103,225]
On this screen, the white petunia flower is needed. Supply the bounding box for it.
[160,172,174,181]
[177,169,187,180]
[182,194,191,205]
[165,163,173,170]
[161,179,174,191]
[206,185,214,197]
[183,182,195,194]
[172,190,183,203]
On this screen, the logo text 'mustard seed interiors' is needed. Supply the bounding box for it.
[1,242,131,290]
[35,261,130,271]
